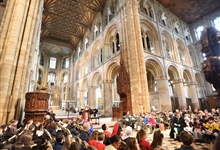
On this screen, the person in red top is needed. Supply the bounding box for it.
[101,124,111,137]
[94,132,106,150]
[88,130,98,146]
[136,129,150,150]
[111,123,122,137]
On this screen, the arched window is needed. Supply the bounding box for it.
[178,47,184,64]
[100,48,103,63]
[116,33,120,51]
[141,31,145,49]
[38,69,42,85]
[165,41,171,59]
[175,27,178,34]
[213,16,220,31]
[62,57,69,69]
[62,73,68,83]
[146,34,153,53]
[40,53,44,66]
[48,72,56,83]
[49,57,57,69]
[195,26,204,40]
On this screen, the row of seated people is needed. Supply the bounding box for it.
[1,107,220,150]
[119,111,170,134]
[169,108,220,144]
[0,112,192,150]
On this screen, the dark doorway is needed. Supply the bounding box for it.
[186,98,193,111]
[171,97,179,112]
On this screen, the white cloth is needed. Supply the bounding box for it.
[104,144,117,150]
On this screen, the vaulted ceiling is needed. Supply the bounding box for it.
[156,0,220,24]
[41,0,107,56]
[40,0,220,56]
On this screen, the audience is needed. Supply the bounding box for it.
[102,124,111,137]
[88,130,98,146]
[53,131,64,150]
[174,131,195,150]
[105,135,121,150]
[2,107,220,150]
[125,137,140,150]
[136,129,150,150]
[94,132,106,150]
[150,130,167,150]
[79,122,91,142]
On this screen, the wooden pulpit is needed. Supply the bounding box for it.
[24,92,50,124]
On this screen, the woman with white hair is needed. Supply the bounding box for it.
[121,126,133,142]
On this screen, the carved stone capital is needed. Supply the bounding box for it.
[103,80,112,84]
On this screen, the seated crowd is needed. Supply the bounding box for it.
[0,108,219,150]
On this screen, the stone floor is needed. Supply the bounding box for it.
[54,110,213,150]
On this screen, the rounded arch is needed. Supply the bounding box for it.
[105,61,120,80]
[140,20,161,55]
[161,30,174,48]
[75,59,81,68]
[195,73,203,86]
[183,69,193,83]
[161,30,176,60]
[140,19,158,36]
[145,57,164,78]
[81,52,89,62]
[81,79,88,90]
[104,24,118,43]
[91,40,101,56]
[167,64,180,80]
[91,71,103,86]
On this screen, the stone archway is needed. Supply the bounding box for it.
[90,72,103,109]
[81,79,88,107]
[104,61,120,115]
[145,58,171,111]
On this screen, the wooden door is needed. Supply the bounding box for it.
[171,97,179,111]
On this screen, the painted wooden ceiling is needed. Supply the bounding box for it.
[40,0,220,55]
[156,0,220,24]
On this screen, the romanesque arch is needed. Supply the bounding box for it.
[183,69,193,83]
[81,52,90,76]
[91,40,101,69]
[91,72,103,109]
[75,60,81,81]
[176,38,191,66]
[161,30,176,61]
[167,64,180,81]
[145,58,164,78]
[81,79,88,107]
[140,20,161,55]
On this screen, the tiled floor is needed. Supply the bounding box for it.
[54,110,213,150]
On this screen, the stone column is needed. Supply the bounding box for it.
[88,86,97,108]
[80,90,88,108]
[0,0,41,124]
[103,80,113,116]
[186,82,200,109]
[157,77,172,111]
[119,0,150,113]
[173,80,187,109]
